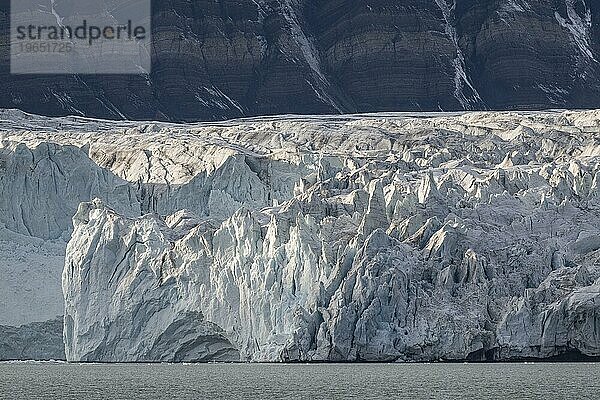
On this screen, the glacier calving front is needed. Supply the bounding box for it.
[1,110,599,362]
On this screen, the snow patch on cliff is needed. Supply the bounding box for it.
[555,0,598,65]
[435,0,484,110]
[278,0,345,112]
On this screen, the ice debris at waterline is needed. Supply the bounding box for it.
[0,109,599,362]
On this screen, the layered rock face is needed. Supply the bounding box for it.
[4,109,598,362]
[2,0,600,121]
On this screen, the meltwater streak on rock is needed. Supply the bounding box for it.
[3,0,600,120]
[4,108,593,363]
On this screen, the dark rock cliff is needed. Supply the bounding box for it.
[1,0,600,121]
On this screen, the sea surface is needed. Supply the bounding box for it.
[1,362,599,399]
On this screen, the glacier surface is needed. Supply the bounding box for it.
[0,109,599,362]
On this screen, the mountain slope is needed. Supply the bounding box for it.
[2,1,600,121]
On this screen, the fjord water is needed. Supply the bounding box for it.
[1,363,599,399]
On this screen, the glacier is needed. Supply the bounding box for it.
[0,109,599,362]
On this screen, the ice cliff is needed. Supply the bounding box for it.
[1,109,599,362]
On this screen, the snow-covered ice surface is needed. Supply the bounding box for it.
[0,109,599,362]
